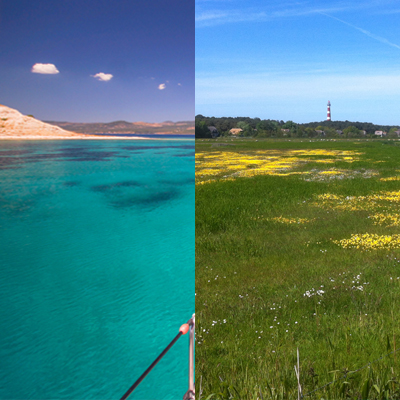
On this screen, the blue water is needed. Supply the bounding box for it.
[0,140,194,400]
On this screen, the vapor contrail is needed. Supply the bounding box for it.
[320,12,400,50]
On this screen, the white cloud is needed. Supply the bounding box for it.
[178,83,182,86]
[31,63,59,74]
[158,83,166,90]
[92,72,113,81]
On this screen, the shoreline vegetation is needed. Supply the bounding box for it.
[196,137,400,399]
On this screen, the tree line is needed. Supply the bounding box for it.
[195,115,399,138]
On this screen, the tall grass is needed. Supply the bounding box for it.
[196,139,400,399]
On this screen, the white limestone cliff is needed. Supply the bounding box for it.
[0,105,82,139]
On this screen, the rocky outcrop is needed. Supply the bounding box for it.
[0,105,89,139]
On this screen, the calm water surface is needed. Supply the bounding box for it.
[0,140,194,400]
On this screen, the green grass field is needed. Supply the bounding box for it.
[196,138,400,399]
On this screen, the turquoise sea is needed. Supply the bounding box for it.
[0,140,194,400]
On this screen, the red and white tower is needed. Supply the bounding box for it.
[327,100,331,121]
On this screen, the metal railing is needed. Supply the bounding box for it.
[120,314,195,400]
[183,314,195,400]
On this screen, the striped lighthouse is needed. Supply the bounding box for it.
[327,100,331,121]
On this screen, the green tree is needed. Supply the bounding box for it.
[256,120,277,136]
[282,120,297,130]
[304,128,316,138]
[388,127,399,138]
[236,121,253,136]
[343,126,360,138]
[195,120,211,138]
[324,128,338,137]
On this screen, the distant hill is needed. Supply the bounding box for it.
[0,104,192,139]
[45,120,195,135]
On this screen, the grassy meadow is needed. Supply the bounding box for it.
[196,138,400,399]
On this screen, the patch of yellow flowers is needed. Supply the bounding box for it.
[195,149,361,184]
[369,213,400,227]
[316,192,400,250]
[380,176,400,181]
[314,191,400,212]
[380,170,400,181]
[269,216,314,225]
[334,234,400,250]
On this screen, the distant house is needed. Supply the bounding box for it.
[229,128,243,136]
[281,129,290,133]
[360,130,367,135]
[207,126,219,138]
[375,131,387,137]
[336,130,343,135]
[395,130,400,137]
[315,130,325,135]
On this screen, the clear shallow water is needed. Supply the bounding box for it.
[82,134,195,139]
[0,140,194,400]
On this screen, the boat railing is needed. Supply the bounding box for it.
[120,314,195,400]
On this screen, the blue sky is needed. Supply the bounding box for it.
[196,0,400,125]
[0,0,194,122]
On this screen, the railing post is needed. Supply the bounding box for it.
[189,314,195,392]
[183,314,195,400]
